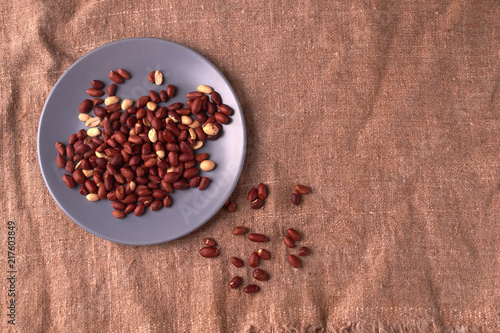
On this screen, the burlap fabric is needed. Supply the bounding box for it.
[0,1,498,332]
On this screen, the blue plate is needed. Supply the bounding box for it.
[38,38,246,245]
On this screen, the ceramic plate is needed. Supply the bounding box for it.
[38,38,246,245]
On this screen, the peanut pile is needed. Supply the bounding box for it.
[55,69,233,218]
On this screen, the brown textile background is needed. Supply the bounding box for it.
[0,0,498,332]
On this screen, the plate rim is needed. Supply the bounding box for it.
[37,37,246,245]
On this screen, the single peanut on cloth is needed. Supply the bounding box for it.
[284,235,295,248]
[230,257,244,267]
[287,228,301,241]
[248,233,269,242]
[243,285,259,293]
[247,188,258,201]
[199,247,218,258]
[231,226,248,235]
[288,254,301,268]
[252,269,269,281]
[291,192,301,206]
[257,249,271,260]
[250,198,264,209]
[229,276,242,289]
[203,238,216,247]
[298,247,309,256]
[249,252,259,268]
[257,183,267,200]
[294,184,311,194]
[226,201,237,212]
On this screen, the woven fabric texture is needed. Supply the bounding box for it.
[0,0,498,332]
